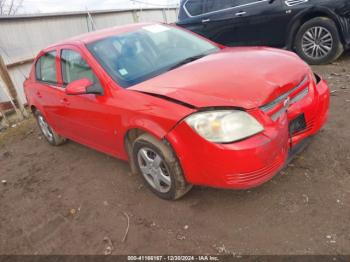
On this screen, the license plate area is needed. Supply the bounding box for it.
[289,114,307,135]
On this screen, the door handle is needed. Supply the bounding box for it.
[235,11,247,16]
[36,91,42,98]
[202,18,211,23]
[60,98,70,106]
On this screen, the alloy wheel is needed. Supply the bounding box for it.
[301,26,333,59]
[137,147,171,193]
[38,115,54,142]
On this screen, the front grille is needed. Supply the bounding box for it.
[259,75,316,137]
[291,87,309,104]
[293,115,316,136]
[269,86,309,121]
[289,114,307,135]
[260,75,309,121]
[260,75,308,113]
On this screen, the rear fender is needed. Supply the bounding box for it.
[286,7,348,49]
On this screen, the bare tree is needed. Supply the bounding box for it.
[0,0,23,16]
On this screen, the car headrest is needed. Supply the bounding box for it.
[121,39,138,57]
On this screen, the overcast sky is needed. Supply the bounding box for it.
[20,0,180,14]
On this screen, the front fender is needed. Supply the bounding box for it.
[120,109,195,161]
[120,118,180,175]
[123,117,172,142]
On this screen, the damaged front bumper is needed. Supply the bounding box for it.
[165,75,330,189]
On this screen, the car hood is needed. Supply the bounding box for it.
[129,47,310,109]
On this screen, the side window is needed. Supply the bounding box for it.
[36,51,57,84]
[184,0,204,16]
[61,49,97,85]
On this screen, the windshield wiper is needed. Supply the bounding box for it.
[167,54,207,71]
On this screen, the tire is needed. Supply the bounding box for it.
[132,133,192,200]
[294,17,344,65]
[34,110,66,146]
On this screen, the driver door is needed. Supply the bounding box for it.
[235,0,286,47]
[58,46,119,155]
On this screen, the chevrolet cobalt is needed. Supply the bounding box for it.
[24,23,330,200]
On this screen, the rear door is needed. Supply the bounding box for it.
[34,50,67,134]
[199,0,285,47]
[235,0,286,47]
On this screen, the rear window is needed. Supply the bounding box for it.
[184,0,204,16]
[35,51,57,84]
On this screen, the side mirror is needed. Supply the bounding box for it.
[65,78,93,95]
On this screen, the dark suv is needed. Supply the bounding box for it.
[177,0,350,64]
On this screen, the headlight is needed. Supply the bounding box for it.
[185,110,264,143]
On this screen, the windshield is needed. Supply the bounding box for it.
[87,24,219,88]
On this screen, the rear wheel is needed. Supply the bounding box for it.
[34,110,66,146]
[295,17,344,65]
[132,133,192,200]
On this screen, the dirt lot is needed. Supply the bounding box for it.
[0,52,350,255]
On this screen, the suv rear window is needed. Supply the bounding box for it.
[184,0,204,16]
[35,51,57,84]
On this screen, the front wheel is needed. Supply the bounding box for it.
[132,133,192,200]
[294,17,344,65]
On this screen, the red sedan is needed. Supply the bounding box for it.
[24,23,330,200]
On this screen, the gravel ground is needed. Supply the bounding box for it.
[0,52,350,255]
